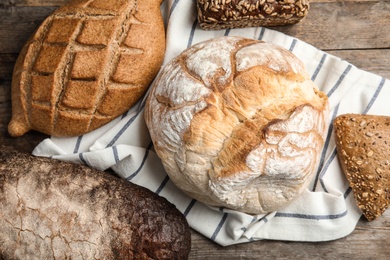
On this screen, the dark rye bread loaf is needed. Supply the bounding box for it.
[0,149,191,259]
[8,0,165,137]
[334,114,390,221]
[197,0,309,30]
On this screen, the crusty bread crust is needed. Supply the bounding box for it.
[8,0,165,137]
[0,148,191,259]
[334,114,390,221]
[197,0,310,30]
[145,36,329,214]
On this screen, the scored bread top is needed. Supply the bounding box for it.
[145,36,329,214]
[334,114,390,221]
[9,0,165,137]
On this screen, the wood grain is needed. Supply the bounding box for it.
[1,1,390,52]
[328,49,390,80]
[0,6,57,53]
[3,0,66,7]
[1,0,389,259]
[188,209,390,259]
[189,231,389,259]
[276,0,390,50]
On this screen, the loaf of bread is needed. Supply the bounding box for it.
[334,114,390,221]
[145,36,329,214]
[197,0,309,30]
[0,148,191,259]
[8,0,165,137]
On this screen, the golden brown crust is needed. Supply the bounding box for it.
[145,36,329,214]
[334,114,390,221]
[8,0,165,137]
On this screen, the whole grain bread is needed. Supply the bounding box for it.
[334,114,390,221]
[8,0,165,137]
[197,0,309,30]
[0,148,191,259]
[145,36,329,214]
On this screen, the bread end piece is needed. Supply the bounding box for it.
[334,113,390,221]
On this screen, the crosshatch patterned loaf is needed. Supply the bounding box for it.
[145,36,329,214]
[197,0,310,30]
[0,148,191,259]
[334,114,390,221]
[8,0,166,137]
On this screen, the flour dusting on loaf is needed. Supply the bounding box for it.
[0,148,191,259]
[145,36,329,214]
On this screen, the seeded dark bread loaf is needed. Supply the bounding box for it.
[334,114,390,221]
[8,0,165,137]
[197,0,309,30]
[0,148,191,259]
[145,36,329,214]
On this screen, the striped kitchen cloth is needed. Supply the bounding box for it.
[32,0,390,246]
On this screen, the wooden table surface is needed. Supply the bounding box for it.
[1,0,389,259]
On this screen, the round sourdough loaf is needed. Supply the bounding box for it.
[145,36,329,214]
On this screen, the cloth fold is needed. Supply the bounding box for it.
[32,0,390,246]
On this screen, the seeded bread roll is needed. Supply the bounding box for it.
[8,0,165,137]
[334,114,390,221]
[145,36,329,214]
[0,148,191,259]
[197,0,309,30]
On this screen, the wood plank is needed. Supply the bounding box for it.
[3,0,66,7]
[0,6,57,53]
[188,211,390,259]
[0,54,17,81]
[275,1,390,50]
[1,1,390,53]
[329,49,390,80]
[312,0,382,2]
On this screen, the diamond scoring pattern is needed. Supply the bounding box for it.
[26,0,142,134]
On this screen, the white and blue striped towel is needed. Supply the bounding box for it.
[32,0,390,246]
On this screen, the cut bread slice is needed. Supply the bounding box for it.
[334,114,390,221]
